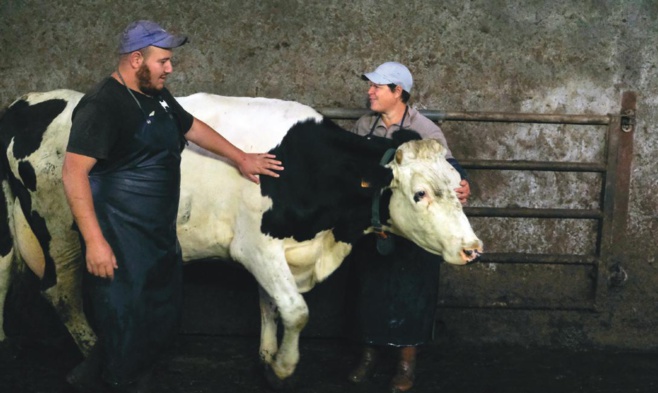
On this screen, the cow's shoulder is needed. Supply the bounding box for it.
[260,118,398,243]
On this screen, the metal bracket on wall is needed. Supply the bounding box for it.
[595,91,636,310]
[621,109,636,133]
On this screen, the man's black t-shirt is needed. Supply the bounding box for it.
[68,77,194,165]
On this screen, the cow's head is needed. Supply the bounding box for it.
[386,139,482,265]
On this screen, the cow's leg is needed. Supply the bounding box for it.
[0,249,12,342]
[41,263,96,356]
[273,291,308,379]
[0,182,15,341]
[231,196,310,381]
[13,202,96,355]
[238,242,309,381]
[258,285,279,365]
[252,267,309,380]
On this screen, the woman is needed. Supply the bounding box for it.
[347,62,470,392]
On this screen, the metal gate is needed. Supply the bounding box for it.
[318,91,636,312]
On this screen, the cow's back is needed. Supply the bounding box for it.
[176,93,323,153]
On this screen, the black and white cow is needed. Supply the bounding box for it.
[0,89,482,382]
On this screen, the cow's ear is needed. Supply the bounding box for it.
[360,166,393,190]
[395,149,404,164]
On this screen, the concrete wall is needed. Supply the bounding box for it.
[1,0,656,350]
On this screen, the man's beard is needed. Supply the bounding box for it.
[136,64,162,96]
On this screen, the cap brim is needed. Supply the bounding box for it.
[153,35,188,50]
[361,72,392,85]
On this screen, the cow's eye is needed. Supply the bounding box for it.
[413,191,426,202]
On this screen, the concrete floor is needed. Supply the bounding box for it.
[2,263,658,392]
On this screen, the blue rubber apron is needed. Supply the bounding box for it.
[85,91,184,386]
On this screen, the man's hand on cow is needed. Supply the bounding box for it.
[85,238,118,279]
[455,179,470,205]
[239,153,284,184]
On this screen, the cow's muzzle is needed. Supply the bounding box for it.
[460,243,482,264]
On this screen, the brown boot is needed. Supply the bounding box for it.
[390,346,416,392]
[347,346,378,383]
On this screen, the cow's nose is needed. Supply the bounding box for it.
[463,249,481,263]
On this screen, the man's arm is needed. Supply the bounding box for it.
[62,152,118,279]
[185,117,284,184]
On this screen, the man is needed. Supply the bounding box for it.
[62,20,282,392]
[347,62,470,392]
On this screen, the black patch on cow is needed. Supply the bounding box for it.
[0,98,67,159]
[259,118,420,245]
[18,161,37,191]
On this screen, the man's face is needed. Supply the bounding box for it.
[136,46,174,96]
[367,81,401,113]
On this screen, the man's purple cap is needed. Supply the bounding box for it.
[118,20,188,54]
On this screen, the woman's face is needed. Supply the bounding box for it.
[367,82,401,113]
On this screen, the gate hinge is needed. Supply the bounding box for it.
[621,109,635,133]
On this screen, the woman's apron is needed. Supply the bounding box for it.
[350,234,441,346]
[85,97,184,386]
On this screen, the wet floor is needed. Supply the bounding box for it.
[1,332,657,393]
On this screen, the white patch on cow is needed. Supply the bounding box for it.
[13,202,45,278]
[176,93,323,153]
[283,230,352,292]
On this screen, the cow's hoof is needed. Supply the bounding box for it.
[263,364,294,391]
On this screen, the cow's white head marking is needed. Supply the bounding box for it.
[386,139,482,265]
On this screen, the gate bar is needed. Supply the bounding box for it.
[480,253,598,265]
[465,207,602,220]
[460,160,606,172]
[318,108,611,125]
